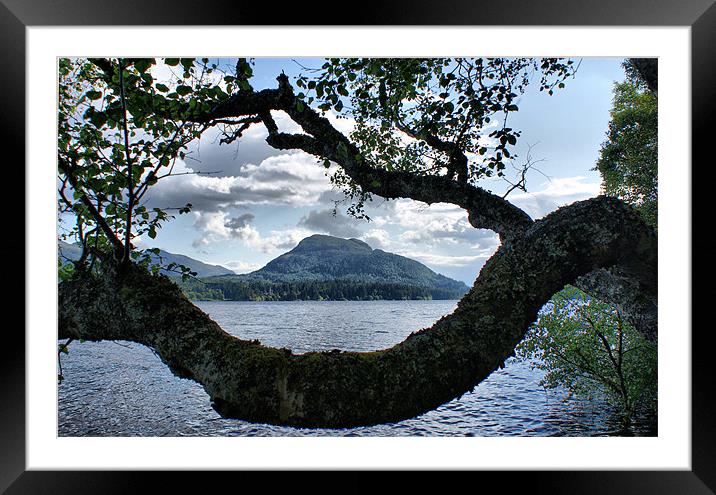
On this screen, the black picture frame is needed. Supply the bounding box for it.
[2,0,712,492]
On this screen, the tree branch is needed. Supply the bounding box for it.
[190,75,534,240]
[58,157,125,255]
[59,195,656,427]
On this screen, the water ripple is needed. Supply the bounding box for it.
[58,300,655,437]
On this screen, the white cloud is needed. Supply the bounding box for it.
[361,228,392,250]
[509,176,601,219]
[398,251,488,268]
[132,235,146,249]
[146,151,336,212]
[298,208,363,238]
[193,211,256,240]
[325,111,357,136]
[191,210,260,248]
[192,237,210,249]
[223,260,263,274]
[180,109,356,179]
[191,209,311,254]
[248,228,311,254]
[370,199,499,249]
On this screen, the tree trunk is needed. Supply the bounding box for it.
[58,196,656,428]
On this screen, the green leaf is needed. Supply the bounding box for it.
[86,90,102,100]
[89,111,108,128]
[180,58,194,71]
[176,85,192,96]
[165,58,180,66]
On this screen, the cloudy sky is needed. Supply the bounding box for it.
[136,57,625,284]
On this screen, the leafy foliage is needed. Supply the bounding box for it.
[517,62,659,426]
[131,248,197,281]
[297,58,575,175]
[516,286,657,424]
[57,257,75,283]
[58,57,578,259]
[595,67,658,228]
[57,57,240,270]
[295,58,577,215]
[59,240,204,281]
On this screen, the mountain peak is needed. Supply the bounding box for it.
[293,234,372,253]
[248,234,468,295]
[181,234,470,301]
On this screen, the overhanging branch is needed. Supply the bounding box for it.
[193,75,534,239]
[58,196,656,428]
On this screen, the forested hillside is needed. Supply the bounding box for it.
[181,235,469,300]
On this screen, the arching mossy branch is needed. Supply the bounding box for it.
[59,196,655,428]
[58,58,657,428]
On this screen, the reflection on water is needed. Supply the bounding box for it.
[58,300,656,436]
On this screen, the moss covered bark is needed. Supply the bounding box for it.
[59,196,656,428]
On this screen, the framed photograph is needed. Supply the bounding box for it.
[4,0,713,492]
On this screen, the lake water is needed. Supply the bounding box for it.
[58,300,656,436]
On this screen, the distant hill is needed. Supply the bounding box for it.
[147,250,235,278]
[58,236,470,301]
[182,234,469,301]
[58,241,234,278]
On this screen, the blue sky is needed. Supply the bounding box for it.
[136,57,626,284]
